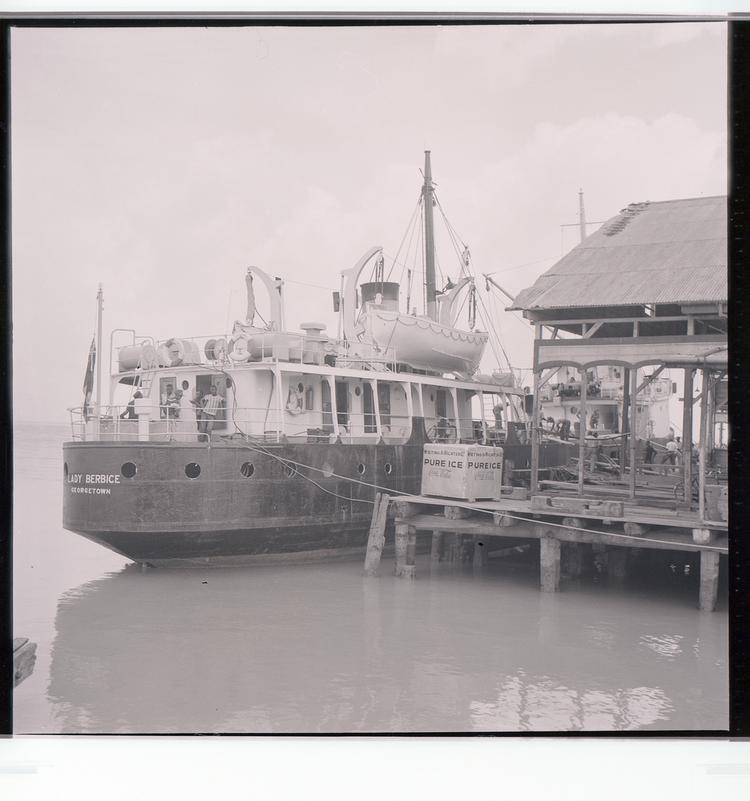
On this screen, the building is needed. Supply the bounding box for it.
[510,195,727,521]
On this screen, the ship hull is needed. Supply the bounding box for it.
[63,426,427,566]
[62,418,565,567]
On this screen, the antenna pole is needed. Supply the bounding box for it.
[423,151,438,321]
[96,283,103,418]
[579,188,587,243]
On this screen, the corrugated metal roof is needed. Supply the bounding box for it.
[511,196,727,311]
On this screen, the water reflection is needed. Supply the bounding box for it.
[46,556,728,733]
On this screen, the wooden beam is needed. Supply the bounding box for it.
[531,313,719,327]
[530,368,541,494]
[629,368,638,500]
[578,372,587,497]
[620,367,630,480]
[636,365,665,395]
[583,321,604,338]
[682,369,694,509]
[698,369,711,523]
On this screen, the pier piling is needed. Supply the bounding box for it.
[540,534,561,593]
[607,548,628,583]
[394,522,416,579]
[561,542,585,579]
[430,531,443,562]
[472,536,487,569]
[363,493,389,576]
[699,550,721,612]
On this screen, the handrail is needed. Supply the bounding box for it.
[67,403,509,446]
[112,330,399,374]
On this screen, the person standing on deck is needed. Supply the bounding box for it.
[192,389,204,433]
[666,437,679,466]
[200,385,222,437]
[177,389,197,440]
[120,391,142,420]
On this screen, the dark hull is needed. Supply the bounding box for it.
[62,419,561,566]
[63,424,427,566]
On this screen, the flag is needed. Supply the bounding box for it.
[82,337,95,417]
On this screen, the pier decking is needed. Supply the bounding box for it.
[364,492,727,612]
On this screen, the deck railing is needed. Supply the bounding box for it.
[68,405,512,446]
[115,332,398,373]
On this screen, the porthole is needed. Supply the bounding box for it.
[354,385,361,396]
[63,462,69,480]
[181,380,190,390]
[384,463,393,475]
[357,463,366,475]
[321,462,334,478]
[121,462,137,479]
[240,462,255,478]
[185,462,201,479]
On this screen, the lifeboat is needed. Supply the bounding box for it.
[366,308,488,374]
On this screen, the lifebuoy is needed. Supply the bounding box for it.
[139,344,158,370]
[214,338,228,361]
[165,338,184,366]
[229,336,251,363]
[286,387,304,414]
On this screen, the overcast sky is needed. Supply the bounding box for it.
[11,22,726,423]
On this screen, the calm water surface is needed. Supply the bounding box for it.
[13,423,728,733]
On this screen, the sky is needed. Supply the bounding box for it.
[11,21,727,423]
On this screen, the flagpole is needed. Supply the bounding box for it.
[96,284,103,419]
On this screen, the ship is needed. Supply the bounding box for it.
[62,152,560,567]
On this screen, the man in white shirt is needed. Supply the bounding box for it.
[200,385,223,437]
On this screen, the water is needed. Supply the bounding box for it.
[13,423,728,733]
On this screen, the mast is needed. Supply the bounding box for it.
[422,150,438,321]
[96,283,103,418]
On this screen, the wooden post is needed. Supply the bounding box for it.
[472,536,487,569]
[699,550,721,612]
[539,534,561,592]
[446,533,463,564]
[698,370,711,522]
[430,531,443,561]
[578,370,587,496]
[406,527,417,567]
[620,367,630,480]
[607,548,628,583]
[363,493,389,576]
[530,368,541,494]
[561,542,585,579]
[629,367,638,499]
[394,522,416,578]
[682,368,694,506]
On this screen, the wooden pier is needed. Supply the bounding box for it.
[364,492,727,612]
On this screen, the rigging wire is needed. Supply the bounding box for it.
[385,194,422,284]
